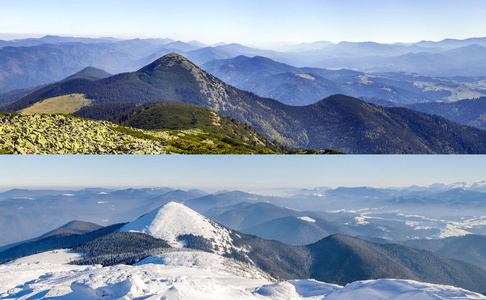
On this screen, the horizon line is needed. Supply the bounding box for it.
[1,33,485,48]
[0,180,484,193]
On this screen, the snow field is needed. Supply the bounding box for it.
[2,250,486,299]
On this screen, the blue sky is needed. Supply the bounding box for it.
[1,0,486,45]
[1,1,486,193]
[1,155,485,192]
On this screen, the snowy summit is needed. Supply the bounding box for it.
[2,201,486,299]
[118,202,234,249]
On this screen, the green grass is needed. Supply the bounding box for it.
[115,104,217,131]
[109,103,345,154]
[19,94,92,115]
[111,104,289,153]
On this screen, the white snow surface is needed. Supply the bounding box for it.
[118,202,236,253]
[6,249,82,265]
[323,279,486,300]
[136,251,273,281]
[439,224,472,238]
[298,216,316,223]
[0,250,275,300]
[2,250,486,299]
[0,249,84,294]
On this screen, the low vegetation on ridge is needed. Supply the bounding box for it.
[109,103,288,152]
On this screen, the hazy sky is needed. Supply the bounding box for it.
[1,0,486,45]
[0,155,485,192]
[1,2,486,193]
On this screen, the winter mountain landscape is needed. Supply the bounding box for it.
[3,180,486,299]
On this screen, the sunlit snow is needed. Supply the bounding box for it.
[118,202,247,255]
[1,251,485,299]
[298,216,316,223]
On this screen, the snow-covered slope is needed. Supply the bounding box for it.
[118,202,245,254]
[5,249,82,265]
[322,279,486,300]
[0,249,84,294]
[2,250,485,299]
[137,251,273,281]
[0,250,273,299]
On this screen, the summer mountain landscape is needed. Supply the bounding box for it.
[4,36,486,153]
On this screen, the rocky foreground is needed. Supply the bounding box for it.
[0,114,270,154]
[0,114,171,154]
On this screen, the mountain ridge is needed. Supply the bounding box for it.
[6,53,486,153]
[202,55,486,105]
[3,35,486,95]
[4,202,486,294]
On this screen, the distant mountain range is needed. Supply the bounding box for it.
[5,186,486,298]
[202,55,486,105]
[3,184,486,247]
[2,35,486,95]
[3,36,486,152]
[407,97,486,130]
[0,36,204,93]
[400,235,486,271]
[3,202,486,294]
[0,66,111,110]
[314,43,486,77]
[5,53,486,153]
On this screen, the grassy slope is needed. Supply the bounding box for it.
[19,93,92,115]
[109,104,289,153]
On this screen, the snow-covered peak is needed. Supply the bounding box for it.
[427,181,486,191]
[118,202,233,250]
